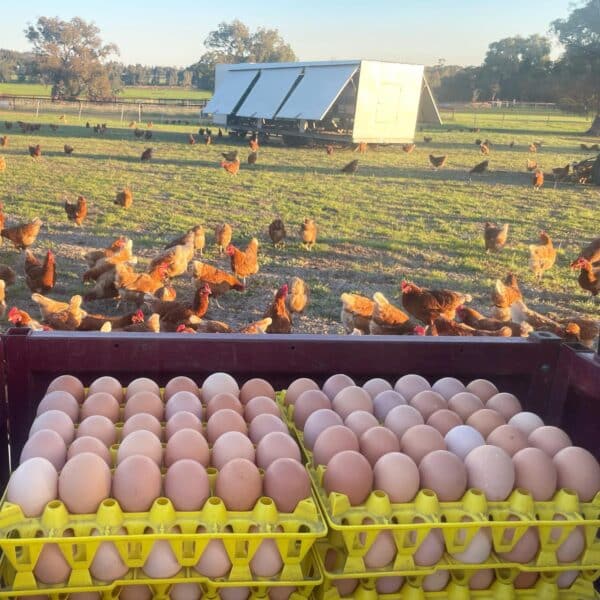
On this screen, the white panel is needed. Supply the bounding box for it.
[236,68,302,119]
[203,69,258,116]
[277,65,358,120]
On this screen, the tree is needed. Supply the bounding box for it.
[25,17,118,100]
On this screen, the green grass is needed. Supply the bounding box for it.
[0,108,598,334]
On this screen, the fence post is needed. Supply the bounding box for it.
[138,104,142,123]
[35,100,40,118]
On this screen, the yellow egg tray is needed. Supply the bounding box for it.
[0,545,322,598]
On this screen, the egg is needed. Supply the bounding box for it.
[466,379,499,403]
[143,539,181,578]
[206,409,248,443]
[126,377,160,400]
[244,396,281,422]
[359,426,400,466]
[119,585,153,600]
[432,377,465,400]
[215,458,262,510]
[90,533,128,582]
[322,373,355,400]
[165,391,203,420]
[419,450,467,501]
[451,521,492,563]
[70,593,101,600]
[201,372,239,403]
[67,436,112,466]
[553,446,600,501]
[165,459,210,510]
[466,408,505,438]
[89,376,124,403]
[313,425,359,466]
[194,539,232,577]
[20,429,67,471]
[206,392,244,418]
[165,411,203,440]
[344,411,379,438]
[486,424,528,457]
[426,409,462,436]
[34,542,71,584]
[323,450,373,505]
[293,389,330,429]
[7,457,58,517]
[47,374,85,404]
[269,587,297,600]
[363,526,396,568]
[448,392,484,420]
[410,390,446,420]
[373,390,406,421]
[528,426,572,457]
[122,413,163,441]
[413,525,445,566]
[513,447,557,500]
[376,577,404,594]
[373,452,419,503]
[37,391,79,422]
[301,409,343,449]
[220,588,249,600]
[469,569,494,590]
[554,516,585,562]
[248,413,289,443]
[394,374,431,400]
[81,392,120,423]
[557,570,579,589]
[117,430,163,466]
[509,411,545,437]
[59,452,111,513]
[384,405,424,440]
[465,445,515,500]
[113,455,162,511]
[422,570,449,591]
[250,539,283,576]
[240,378,275,404]
[124,391,164,421]
[165,428,210,467]
[77,415,116,446]
[513,571,539,588]
[264,458,311,512]
[444,425,485,460]
[284,378,319,405]
[486,392,522,419]
[497,516,540,563]
[256,432,301,469]
[332,386,373,419]
[170,583,202,600]
[363,377,392,399]
[324,549,358,596]
[211,431,256,469]
[164,376,199,401]
[30,410,75,444]
[400,425,446,465]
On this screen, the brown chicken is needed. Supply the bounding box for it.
[528,143,537,153]
[188,134,196,145]
[25,249,56,293]
[83,239,135,282]
[141,148,153,162]
[115,262,169,304]
[264,284,292,334]
[0,156,5,172]
[480,143,490,155]
[558,317,599,348]
[369,292,421,335]
[341,159,359,174]
[248,152,258,165]
[33,294,85,330]
[287,277,309,315]
[484,222,509,252]
[432,316,511,337]
[221,159,240,175]
[64,144,74,155]
[1,217,43,250]
[469,160,489,179]
[155,284,177,302]
[7,307,47,330]
[402,143,415,153]
[526,159,538,172]
[226,238,259,284]
[249,138,259,152]
[78,311,139,331]
[551,164,570,185]
[28,145,41,158]
[571,258,600,297]
[192,261,244,307]
[532,169,544,191]
[268,219,286,247]
[355,142,368,154]
[326,145,334,155]
[0,136,7,147]
[118,311,160,333]
[115,188,133,209]
[64,195,87,226]
[340,293,374,334]
[571,237,600,267]
[205,134,212,145]
[529,230,556,279]
[215,223,233,253]
[145,283,211,330]
[165,225,205,255]
[149,240,194,278]
[195,319,233,334]
[456,305,532,337]
[238,317,272,334]
[429,154,447,169]
[401,281,472,327]
[0,264,16,286]
[300,218,317,250]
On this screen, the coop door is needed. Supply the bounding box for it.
[375,83,403,124]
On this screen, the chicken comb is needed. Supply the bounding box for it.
[7,307,20,321]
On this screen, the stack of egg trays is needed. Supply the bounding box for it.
[0,477,326,597]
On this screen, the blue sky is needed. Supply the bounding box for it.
[4,0,574,67]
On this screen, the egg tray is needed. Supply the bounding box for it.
[0,545,322,598]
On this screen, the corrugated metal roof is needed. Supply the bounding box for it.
[203,69,258,115]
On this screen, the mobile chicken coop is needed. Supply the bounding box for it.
[202,60,442,145]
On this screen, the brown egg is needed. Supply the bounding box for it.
[419,450,467,501]
[422,570,449,591]
[124,391,164,421]
[117,430,163,466]
[513,447,557,500]
[34,542,71,584]
[414,525,445,566]
[363,525,396,568]
[122,413,163,441]
[126,377,160,400]
[194,539,232,577]
[376,578,404,595]
[384,405,424,440]
[201,372,240,403]
[165,428,210,467]
[77,415,116,446]
[465,445,515,501]
[47,374,85,404]
[30,410,75,444]
[373,452,419,503]
[264,458,311,512]
[359,426,400,466]
[394,374,431,401]
[250,538,283,576]
[556,570,579,589]
[256,432,301,470]
[165,459,210,510]
[248,413,289,443]
[284,378,319,405]
[497,516,540,563]
[143,539,181,578]
[469,569,494,590]
[7,457,58,517]
[448,392,484,420]
[323,450,373,505]
[80,392,121,423]
[554,446,600,502]
[344,411,379,438]
[220,587,250,600]
[293,389,330,429]
[240,378,275,404]
[89,376,124,403]
[207,409,248,444]
[432,377,465,401]
[373,390,406,422]
[113,455,162,511]
[553,516,585,562]
[528,426,572,457]
[164,376,199,401]
[487,424,528,457]
[466,408,505,438]
[165,391,203,420]
[322,374,355,401]
[215,458,262,510]
[37,391,79,422]
[59,452,111,513]
[410,390,446,420]
[211,431,255,469]
[206,392,244,419]
[400,425,446,465]
[302,409,343,449]
[269,587,297,600]
[332,386,373,420]
[466,379,498,403]
[245,396,282,422]
[313,425,359,466]
[362,378,392,399]
[170,583,202,600]
[90,531,128,582]
[324,549,358,596]
[119,585,153,600]
[486,392,522,419]
[513,571,539,589]
[20,429,67,471]
[427,409,462,436]
[67,436,112,466]
[165,411,203,440]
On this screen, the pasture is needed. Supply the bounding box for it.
[0,107,597,334]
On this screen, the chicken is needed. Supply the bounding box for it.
[369,292,419,335]
[0,265,16,286]
[429,154,447,170]
[118,311,160,333]
[188,134,196,145]
[215,223,233,254]
[7,307,46,330]
[340,293,374,334]
[145,283,211,330]
[402,144,415,154]
[401,281,472,327]
[469,160,489,180]
[264,284,292,334]
[192,261,244,306]
[491,273,523,309]
[268,219,286,247]
[248,152,258,165]
[83,239,135,282]
[0,156,5,172]
[456,305,532,337]
[221,151,239,162]
[32,294,85,330]
[25,249,56,293]
[341,159,358,174]
[432,316,511,337]
[0,136,7,147]
[528,143,537,153]
[355,142,367,154]
[552,164,570,183]
[0,280,5,318]
[64,196,87,226]
[526,159,538,172]
[529,230,556,279]
[300,218,317,251]
[78,311,139,331]
[149,240,194,278]
[155,284,177,302]
[424,136,432,143]
[238,317,272,334]
[532,169,544,191]
[115,262,169,304]
[141,148,153,162]
[165,225,205,255]
[220,159,240,175]
[558,317,599,348]
[326,145,334,155]
[28,145,41,158]
[249,138,259,152]
[509,140,515,148]
[115,188,133,209]
[571,238,600,267]
[580,143,590,150]
[475,139,482,146]
[204,134,212,145]
[64,144,74,155]
[484,222,509,252]
[195,319,233,334]
[480,143,490,155]
[287,277,309,315]
[571,258,600,297]
[218,128,223,138]
[226,238,259,284]
[84,236,129,268]
[1,217,43,250]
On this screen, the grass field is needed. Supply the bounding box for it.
[0,108,597,334]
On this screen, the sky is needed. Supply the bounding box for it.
[3,0,575,68]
